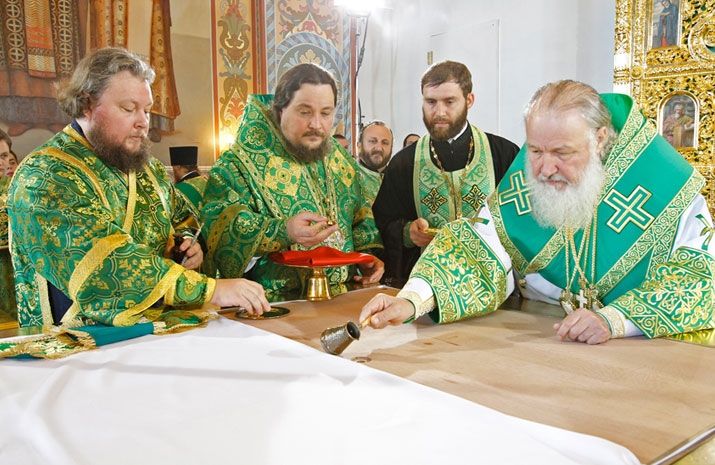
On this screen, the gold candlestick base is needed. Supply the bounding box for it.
[306,267,331,301]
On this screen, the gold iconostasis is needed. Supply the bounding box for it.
[614,0,715,212]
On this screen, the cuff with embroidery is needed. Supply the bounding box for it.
[203,277,217,304]
[403,221,416,248]
[595,305,627,339]
[397,289,436,321]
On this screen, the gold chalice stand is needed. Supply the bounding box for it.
[268,246,375,302]
[306,267,331,301]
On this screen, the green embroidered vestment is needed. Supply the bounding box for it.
[411,94,715,337]
[202,95,382,296]
[8,126,216,328]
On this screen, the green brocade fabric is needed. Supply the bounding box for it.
[176,175,207,213]
[0,310,215,359]
[413,126,495,226]
[202,95,382,296]
[358,163,381,205]
[8,125,214,331]
[411,217,509,323]
[418,93,713,337]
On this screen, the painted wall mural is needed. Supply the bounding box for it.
[212,0,258,154]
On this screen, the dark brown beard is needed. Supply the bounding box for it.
[359,148,388,171]
[87,124,151,173]
[423,103,469,141]
[285,135,331,163]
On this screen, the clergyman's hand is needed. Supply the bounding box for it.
[211,279,270,315]
[287,211,339,248]
[353,256,384,284]
[553,308,611,344]
[180,240,203,270]
[409,218,435,248]
[358,293,414,329]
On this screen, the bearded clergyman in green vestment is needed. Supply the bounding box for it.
[372,61,520,286]
[4,47,269,359]
[202,63,384,298]
[356,120,394,205]
[359,80,715,344]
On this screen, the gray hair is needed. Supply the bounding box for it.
[524,80,617,160]
[56,47,156,119]
[359,120,393,144]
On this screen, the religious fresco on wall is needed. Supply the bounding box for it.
[212,0,353,157]
[614,0,715,212]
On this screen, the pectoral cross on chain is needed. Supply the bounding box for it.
[575,289,588,308]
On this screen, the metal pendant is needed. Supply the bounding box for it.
[559,289,575,315]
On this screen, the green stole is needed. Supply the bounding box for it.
[413,126,495,227]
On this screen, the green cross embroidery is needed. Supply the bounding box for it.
[603,185,654,233]
[463,184,486,211]
[499,171,532,215]
[421,187,448,214]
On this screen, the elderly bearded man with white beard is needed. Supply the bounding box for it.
[358,80,715,344]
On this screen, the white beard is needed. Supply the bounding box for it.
[527,147,606,230]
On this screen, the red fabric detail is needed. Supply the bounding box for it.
[268,246,374,267]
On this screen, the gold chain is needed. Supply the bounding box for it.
[560,210,601,312]
[564,222,591,292]
[305,158,345,250]
[429,135,474,219]
[306,159,337,223]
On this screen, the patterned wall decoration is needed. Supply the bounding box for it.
[212,0,353,158]
[614,0,715,212]
[0,0,84,136]
[211,0,258,156]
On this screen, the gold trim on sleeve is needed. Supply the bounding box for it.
[397,289,436,319]
[203,277,217,304]
[113,264,186,326]
[596,305,627,339]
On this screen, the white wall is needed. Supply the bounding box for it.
[358,0,616,149]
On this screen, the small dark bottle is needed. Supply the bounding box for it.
[171,234,186,263]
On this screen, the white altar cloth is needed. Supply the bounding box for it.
[0,317,640,465]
